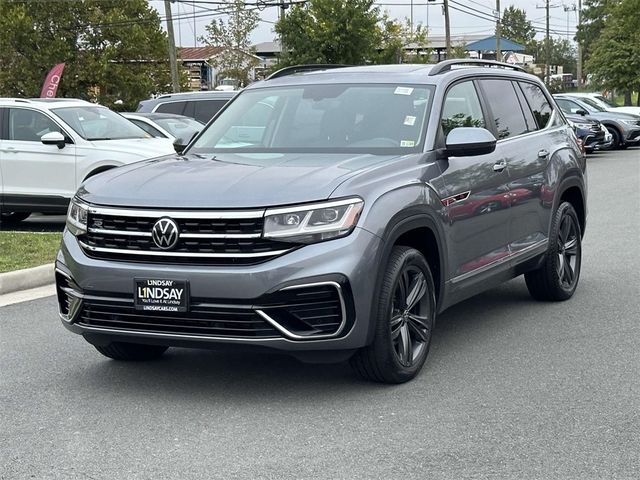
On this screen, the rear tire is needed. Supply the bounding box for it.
[350,246,436,384]
[93,342,168,361]
[0,212,31,224]
[525,201,582,301]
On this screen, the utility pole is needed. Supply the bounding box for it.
[563,3,576,41]
[410,0,414,36]
[443,0,451,57]
[576,0,583,86]
[495,0,501,61]
[546,0,550,82]
[164,0,180,93]
[536,1,561,84]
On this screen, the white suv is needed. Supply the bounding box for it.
[0,98,175,223]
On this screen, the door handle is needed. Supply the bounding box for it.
[493,160,507,172]
[538,149,549,158]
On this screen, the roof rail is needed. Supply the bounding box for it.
[428,59,526,76]
[0,98,31,103]
[267,64,351,80]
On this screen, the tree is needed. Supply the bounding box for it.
[585,0,640,105]
[575,0,615,64]
[0,0,173,110]
[500,6,536,46]
[200,0,259,87]
[275,0,381,66]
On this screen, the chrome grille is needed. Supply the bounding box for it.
[79,206,294,265]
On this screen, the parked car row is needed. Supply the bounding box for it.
[553,93,640,150]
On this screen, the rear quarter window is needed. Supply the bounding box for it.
[518,82,553,130]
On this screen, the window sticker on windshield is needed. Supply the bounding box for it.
[394,86,414,96]
[400,140,415,147]
[404,115,416,126]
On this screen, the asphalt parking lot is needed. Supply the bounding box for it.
[1,148,639,479]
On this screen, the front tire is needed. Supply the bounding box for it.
[525,201,582,301]
[93,341,168,361]
[350,246,436,384]
[605,126,625,150]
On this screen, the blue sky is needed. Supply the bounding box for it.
[149,0,579,47]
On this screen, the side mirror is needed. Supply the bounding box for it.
[445,127,497,157]
[576,109,588,116]
[173,137,188,154]
[173,131,199,155]
[41,131,66,149]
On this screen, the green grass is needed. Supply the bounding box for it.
[0,232,62,273]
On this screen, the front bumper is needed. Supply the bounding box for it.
[56,227,383,353]
[624,127,640,144]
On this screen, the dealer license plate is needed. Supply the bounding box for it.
[134,279,189,313]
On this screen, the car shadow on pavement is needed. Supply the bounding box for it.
[69,278,545,399]
[0,214,66,232]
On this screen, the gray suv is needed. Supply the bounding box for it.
[136,90,236,124]
[56,60,587,383]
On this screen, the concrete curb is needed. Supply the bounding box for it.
[0,263,55,295]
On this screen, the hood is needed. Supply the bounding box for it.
[587,110,640,121]
[87,137,175,158]
[79,152,398,208]
[566,115,597,125]
[613,106,640,116]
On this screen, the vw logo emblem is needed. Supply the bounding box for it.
[151,218,179,250]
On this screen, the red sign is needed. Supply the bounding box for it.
[40,63,66,98]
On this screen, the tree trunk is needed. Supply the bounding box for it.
[624,90,632,106]
[637,88,640,107]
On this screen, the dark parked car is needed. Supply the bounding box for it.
[565,114,611,153]
[136,91,236,123]
[57,61,587,383]
[554,94,640,149]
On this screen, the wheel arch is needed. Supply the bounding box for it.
[556,177,587,238]
[366,212,448,344]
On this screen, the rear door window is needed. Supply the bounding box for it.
[479,79,528,140]
[156,102,185,115]
[192,100,229,123]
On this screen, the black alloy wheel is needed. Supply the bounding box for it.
[556,212,580,290]
[351,246,436,383]
[525,201,582,301]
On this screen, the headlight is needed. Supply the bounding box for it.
[263,197,364,244]
[66,198,89,235]
[574,123,593,130]
[621,119,640,126]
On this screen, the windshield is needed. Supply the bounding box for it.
[53,106,149,141]
[190,84,434,154]
[577,97,606,112]
[594,95,619,108]
[155,117,203,139]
